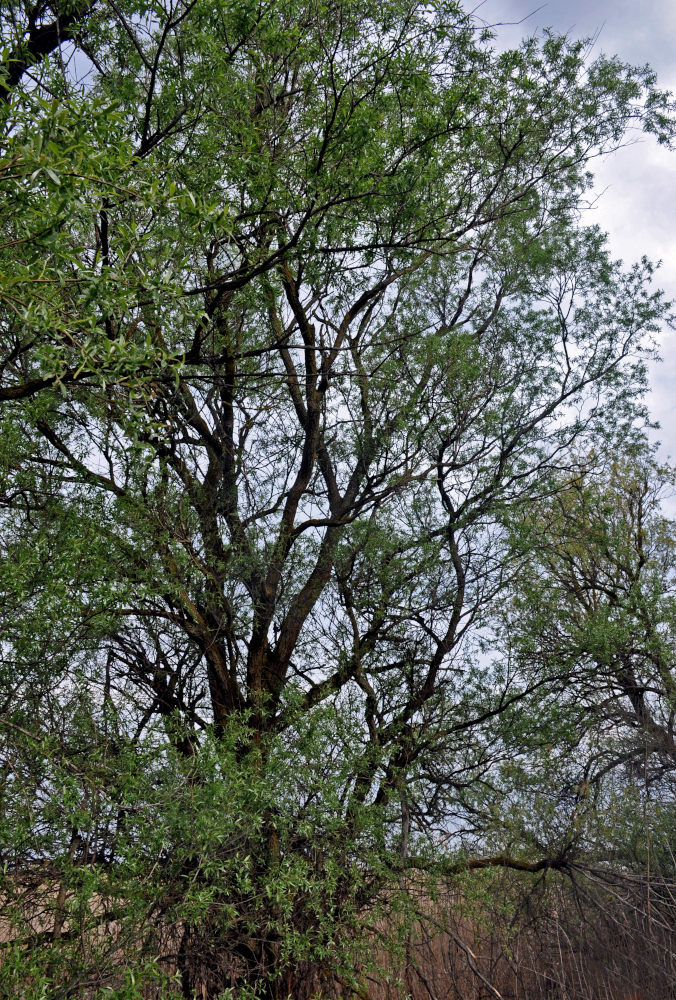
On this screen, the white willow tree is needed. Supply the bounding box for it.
[0,0,675,996]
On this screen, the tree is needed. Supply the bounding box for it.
[504,453,676,786]
[1,0,675,996]
[447,454,676,1000]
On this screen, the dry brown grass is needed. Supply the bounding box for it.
[2,866,675,999]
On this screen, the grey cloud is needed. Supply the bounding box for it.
[473,0,676,81]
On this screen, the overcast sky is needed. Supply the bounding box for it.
[468,1,676,465]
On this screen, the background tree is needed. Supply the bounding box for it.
[504,453,676,790]
[1,0,675,996]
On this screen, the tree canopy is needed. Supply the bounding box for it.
[1,1,675,997]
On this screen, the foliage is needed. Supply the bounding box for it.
[1,0,676,996]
